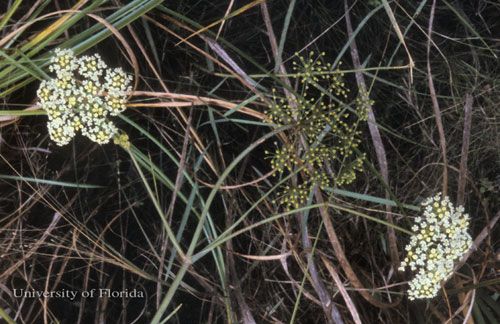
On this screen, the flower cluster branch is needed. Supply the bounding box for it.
[266,52,370,210]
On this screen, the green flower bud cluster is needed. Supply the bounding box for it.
[37,48,132,146]
[276,183,309,210]
[269,144,299,174]
[399,193,473,300]
[113,132,131,150]
[266,52,369,209]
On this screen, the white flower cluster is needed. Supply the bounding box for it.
[37,48,132,146]
[399,193,473,300]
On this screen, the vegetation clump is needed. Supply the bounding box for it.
[2,2,499,322]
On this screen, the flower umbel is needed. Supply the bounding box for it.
[37,48,132,146]
[399,193,473,300]
[265,52,368,210]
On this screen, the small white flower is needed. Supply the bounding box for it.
[47,117,75,146]
[82,119,117,144]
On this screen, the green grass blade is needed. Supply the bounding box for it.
[0,0,23,30]
[0,174,104,188]
[0,307,15,324]
[330,188,421,211]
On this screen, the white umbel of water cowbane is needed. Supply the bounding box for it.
[399,193,473,300]
[37,48,132,146]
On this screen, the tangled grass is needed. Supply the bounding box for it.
[0,1,499,323]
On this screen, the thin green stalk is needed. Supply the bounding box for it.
[0,307,15,324]
[128,145,186,260]
[0,174,104,188]
[151,126,291,323]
